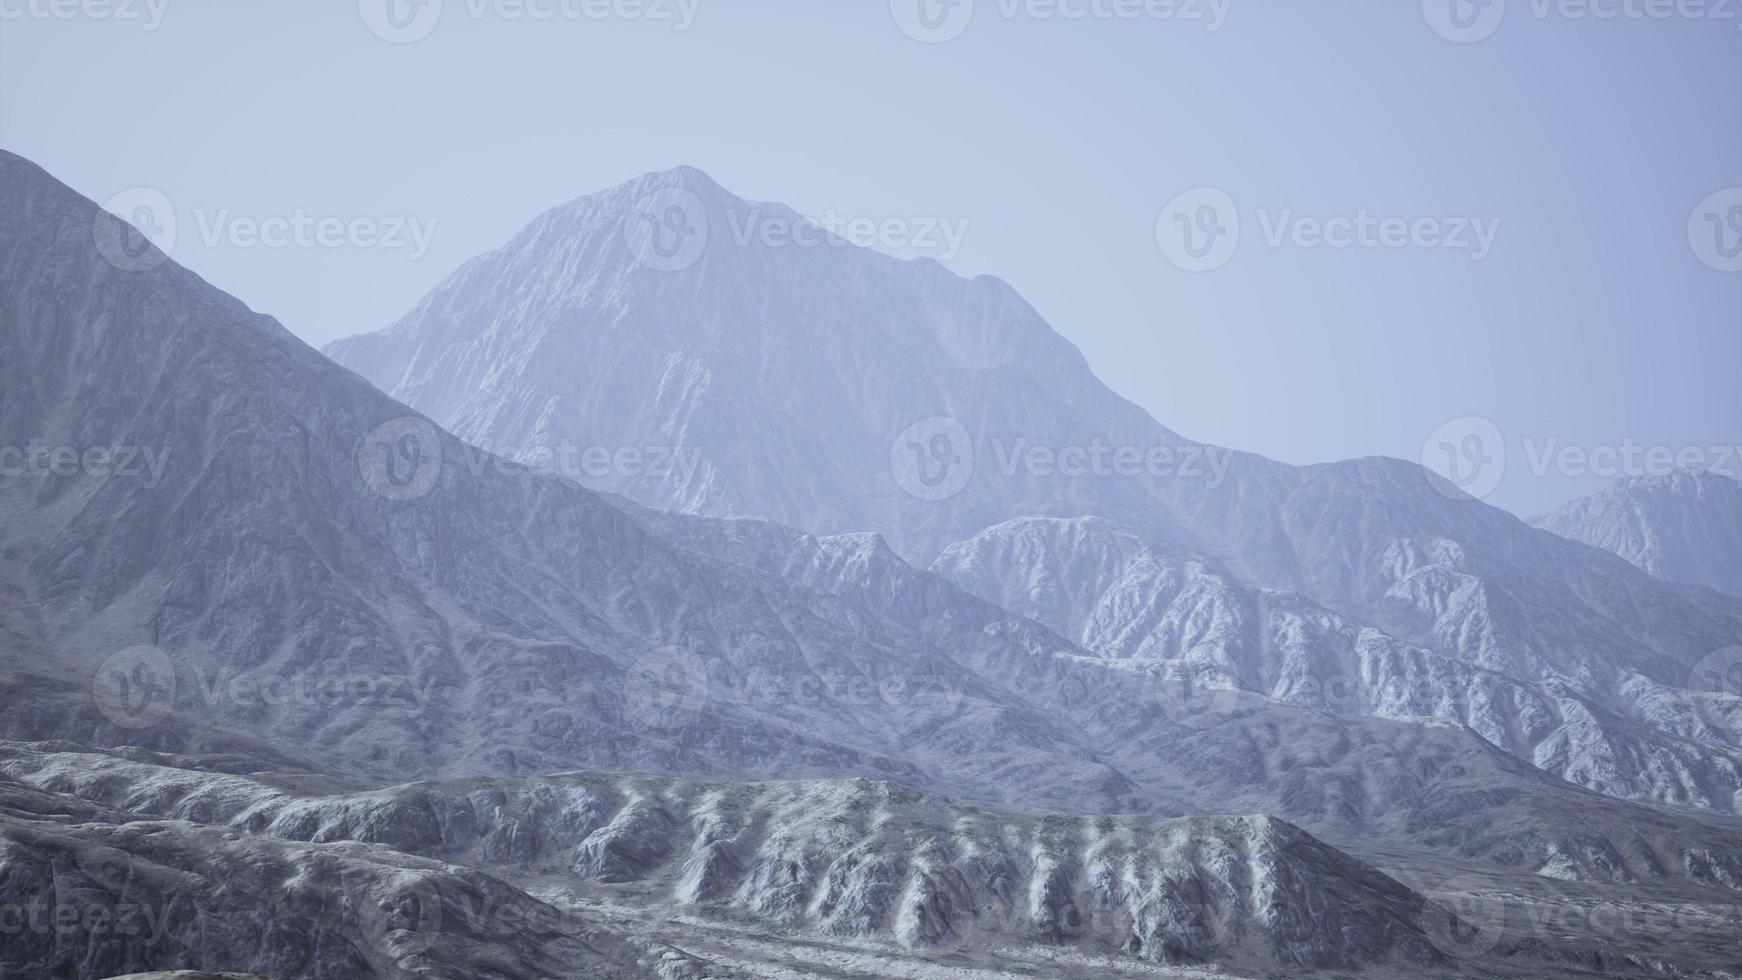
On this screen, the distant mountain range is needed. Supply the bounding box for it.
[1534,469,1742,597]
[3,151,1740,978]
[329,165,1742,816]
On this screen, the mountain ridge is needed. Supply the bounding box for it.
[327,163,1742,814]
[1534,468,1742,597]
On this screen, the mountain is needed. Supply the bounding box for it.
[9,148,1742,978]
[13,735,1742,978]
[0,148,1173,811]
[931,514,1742,811]
[328,166,1742,814]
[1534,469,1742,597]
[0,742,1459,974]
[0,770,675,980]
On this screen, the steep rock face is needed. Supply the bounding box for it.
[326,166,1742,813]
[18,742,1742,977]
[25,144,1742,872]
[0,150,1152,813]
[32,141,1738,851]
[7,149,1742,978]
[22,147,1686,850]
[0,783,666,980]
[0,749,1445,974]
[1534,470,1742,597]
[11,740,1742,922]
[932,516,1742,812]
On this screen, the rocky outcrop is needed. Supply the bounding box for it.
[0,784,667,979]
[1535,470,1742,597]
[0,753,1443,974]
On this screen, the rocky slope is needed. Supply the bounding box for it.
[0,742,1513,976]
[0,780,675,979]
[18,144,1739,848]
[1534,470,1742,598]
[10,733,1742,927]
[932,515,1742,813]
[326,166,1742,815]
[0,149,1150,813]
[14,739,1742,978]
[7,149,1742,978]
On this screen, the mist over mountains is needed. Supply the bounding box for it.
[2,152,1739,979]
[330,165,1742,815]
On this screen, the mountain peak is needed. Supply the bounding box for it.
[1610,466,1739,493]
[1534,468,1742,596]
[614,163,736,203]
[0,148,91,232]
[644,162,724,188]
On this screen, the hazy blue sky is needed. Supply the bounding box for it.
[3,0,1737,515]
